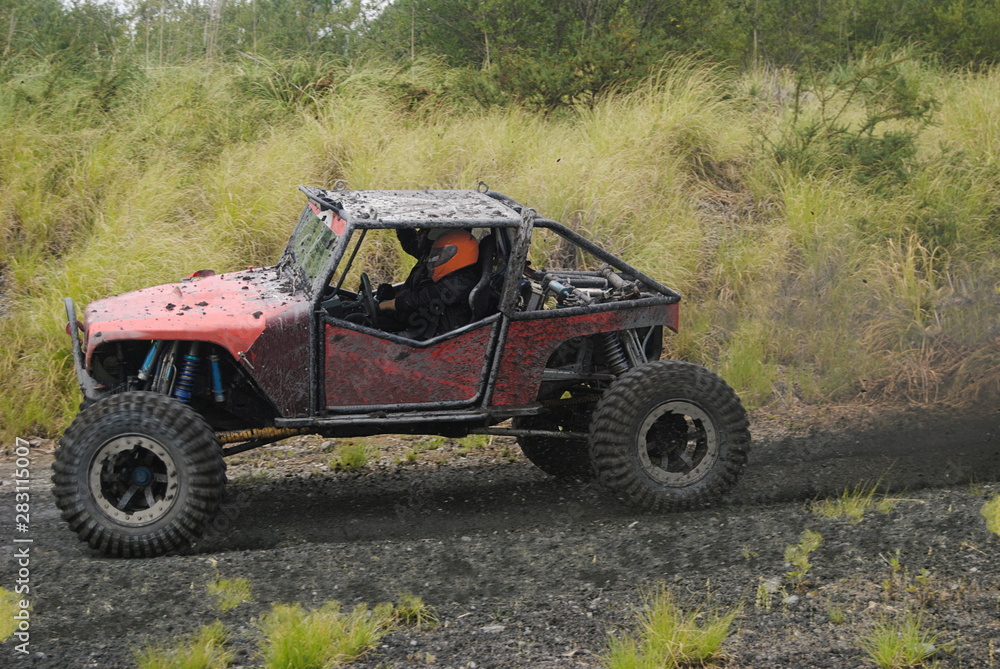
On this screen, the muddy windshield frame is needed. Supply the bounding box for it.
[278,189,349,295]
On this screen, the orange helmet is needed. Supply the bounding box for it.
[427,230,479,282]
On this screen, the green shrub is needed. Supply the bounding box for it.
[809,481,898,523]
[981,495,1000,536]
[259,600,394,669]
[0,587,21,641]
[328,440,373,472]
[135,620,232,669]
[604,585,739,669]
[857,611,944,669]
[394,593,438,628]
[207,576,252,612]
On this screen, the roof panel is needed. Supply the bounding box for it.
[326,189,524,226]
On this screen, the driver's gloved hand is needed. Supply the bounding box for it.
[376,283,396,301]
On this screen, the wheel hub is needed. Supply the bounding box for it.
[637,400,718,487]
[88,435,179,527]
[131,466,153,486]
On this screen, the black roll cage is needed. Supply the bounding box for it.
[295,185,681,420]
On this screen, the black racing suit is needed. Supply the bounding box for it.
[390,229,478,339]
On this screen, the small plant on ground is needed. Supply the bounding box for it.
[980,495,1000,535]
[400,435,446,463]
[754,578,774,611]
[809,481,899,523]
[207,576,252,612]
[880,554,940,607]
[0,587,20,641]
[328,440,373,472]
[827,605,848,624]
[604,584,739,669]
[259,599,395,669]
[135,620,232,669]
[857,611,944,668]
[784,529,823,591]
[456,434,492,453]
[394,593,438,628]
[499,442,518,463]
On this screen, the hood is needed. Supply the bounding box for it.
[83,266,306,364]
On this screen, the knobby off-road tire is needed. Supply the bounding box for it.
[513,413,593,478]
[52,391,226,558]
[589,361,749,511]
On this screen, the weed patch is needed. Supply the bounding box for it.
[784,529,823,591]
[857,611,945,669]
[809,481,900,523]
[207,576,252,612]
[327,440,373,472]
[980,495,1000,535]
[259,600,394,669]
[604,584,739,668]
[0,587,20,641]
[394,593,438,628]
[135,620,232,669]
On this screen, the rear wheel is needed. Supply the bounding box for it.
[514,411,593,478]
[52,391,226,557]
[589,361,749,511]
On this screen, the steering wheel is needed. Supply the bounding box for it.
[358,272,378,326]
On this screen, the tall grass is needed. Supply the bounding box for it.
[1,56,998,439]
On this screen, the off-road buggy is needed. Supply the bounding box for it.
[53,183,750,557]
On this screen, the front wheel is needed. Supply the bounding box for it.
[589,361,749,511]
[52,391,226,557]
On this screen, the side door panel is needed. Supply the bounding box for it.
[489,302,678,407]
[323,319,497,410]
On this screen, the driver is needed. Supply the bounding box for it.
[377,228,480,339]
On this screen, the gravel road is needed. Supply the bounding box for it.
[1,402,998,668]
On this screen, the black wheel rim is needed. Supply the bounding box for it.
[637,400,719,487]
[88,434,179,527]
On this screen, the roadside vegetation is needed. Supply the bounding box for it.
[0,4,998,442]
[1,51,997,440]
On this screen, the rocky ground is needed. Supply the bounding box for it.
[1,402,998,668]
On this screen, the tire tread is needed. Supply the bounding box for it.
[51,391,226,558]
[589,361,750,512]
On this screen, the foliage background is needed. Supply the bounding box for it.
[0,0,998,439]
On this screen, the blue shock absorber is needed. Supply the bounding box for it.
[172,342,201,403]
[208,354,225,403]
[137,340,164,382]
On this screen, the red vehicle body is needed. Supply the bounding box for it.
[54,185,749,557]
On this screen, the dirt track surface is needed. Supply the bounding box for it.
[1,403,998,668]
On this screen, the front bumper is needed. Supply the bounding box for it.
[64,297,102,402]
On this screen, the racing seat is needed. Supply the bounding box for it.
[468,232,500,321]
